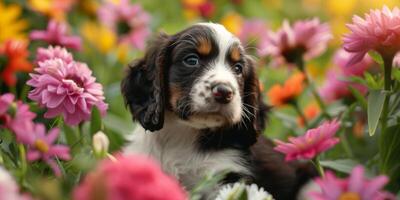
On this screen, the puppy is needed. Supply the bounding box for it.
[121,23,316,200]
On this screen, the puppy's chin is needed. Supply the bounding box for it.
[177,110,242,129]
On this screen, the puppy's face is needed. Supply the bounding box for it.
[168,23,251,129]
[122,23,261,131]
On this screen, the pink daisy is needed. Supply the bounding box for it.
[343,6,400,66]
[274,120,340,161]
[263,18,332,65]
[238,19,270,57]
[320,49,374,102]
[24,123,71,177]
[27,47,108,126]
[8,101,37,143]
[0,93,14,127]
[30,20,82,50]
[0,166,32,200]
[73,154,187,200]
[97,0,151,50]
[309,165,396,200]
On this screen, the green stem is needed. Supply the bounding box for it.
[18,144,27,184]
[381,56,393,136]
[295,58,332,120]
[339,129,354,158]
[292,101,309,128]
[312,157,325,178]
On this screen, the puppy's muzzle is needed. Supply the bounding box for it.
[211,83,234,104]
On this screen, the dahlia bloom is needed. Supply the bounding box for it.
[28,47,108,126]
[24,123,71,176]
[97,0,151,50]
[35,46,74,64]
[73,154,187,200]
[309,165,395,200]
[30,20,82,50]
[320,49,374,102]
[263,18,332,65]
[215,183,274,200]
[0,166,31,200]
[267,73,305,106]
[28,0,76,20]
[274,120,340,161]
[343,6,400,66]
[0,40,33,86]
[238,20,270,57]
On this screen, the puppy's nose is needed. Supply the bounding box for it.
[211,83,233,104]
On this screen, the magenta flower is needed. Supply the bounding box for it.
[73,154,187,200]
[98,0,151,50]
[320,49,374,102]
[274,120,340,161]
[35,46,74,64]
[24,123,71,177]
[309,165,395,200]
[9,101,37,143]
[0,93,14,126]
[238,20,270,57]
[263,18,332,65]
[27,47,108,126]
[30,20,82,50]
[343,6,400,66]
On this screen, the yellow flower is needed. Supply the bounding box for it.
[364,0,397,9]
[81,22,116,54]
[220,12,243,36]
[28,0,76,20]
[0,2,28,43]
[116,43,130,64]
[325,0,356,16]
[77,0,99,16]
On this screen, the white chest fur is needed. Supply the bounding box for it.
[123,114,250,190]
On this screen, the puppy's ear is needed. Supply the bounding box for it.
[121,33,172,131]
[243,56,268,132]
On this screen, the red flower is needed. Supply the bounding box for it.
[0,40,33,86]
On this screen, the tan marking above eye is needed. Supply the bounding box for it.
[197,37,212,55]
[230,46,241,62]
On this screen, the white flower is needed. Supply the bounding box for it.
[92,131,110,158]
[0,166,29,200]
[215,183,274,200]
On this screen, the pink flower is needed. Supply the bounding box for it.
[0,93,14,126]
[73,154,187,200]
[309,165,396,200]
[9,101,37,143]
[30,20,82,50]
[35,46,74,64]
[24,123,71,177]
[393,53,400,67]
[343,6,400,66]
[320,49,374,102]
[274,120,340,161]
[27,47,108,126]
[263,18,332,65]
[0,166,31,200]
[238,20,270,57]
[98,0,151,50]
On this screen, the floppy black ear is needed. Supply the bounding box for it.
[243,56,268,132]
[121,33,171,131]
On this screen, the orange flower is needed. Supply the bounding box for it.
[0,40,33,86]
[267,73,305,106]
[297,103,320,126]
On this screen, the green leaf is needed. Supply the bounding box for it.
[368,51,383,65]
[90,107,103,135]
[380,124,400,191]
[319,159,359,174]
[368,90,386,136]
[348,86,367,110]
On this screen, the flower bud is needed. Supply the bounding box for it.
[92,131,109,159]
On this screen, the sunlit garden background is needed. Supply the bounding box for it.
[1,0,400,199]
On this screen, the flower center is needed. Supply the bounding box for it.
[34,139,49,153]
[338,192,361,200]
[281,46,306,64]
[117,20,131,35]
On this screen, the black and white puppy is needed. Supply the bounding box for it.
[121,23,316,200]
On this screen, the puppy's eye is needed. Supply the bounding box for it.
[183,54,199,67]
[233,63,243,74]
